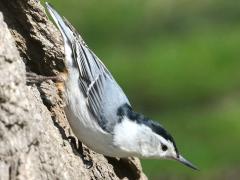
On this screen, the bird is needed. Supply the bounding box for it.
[45,2,198,170]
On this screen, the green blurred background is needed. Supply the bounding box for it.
[42,0,240,179]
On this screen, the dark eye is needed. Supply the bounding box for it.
[162,144,168,151]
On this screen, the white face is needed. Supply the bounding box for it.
[133,129,178,159]
[154,135,178,159]
[113,117,178,159]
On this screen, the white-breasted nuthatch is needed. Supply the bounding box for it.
[45,2,198,170]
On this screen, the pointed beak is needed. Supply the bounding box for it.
[175,155,199,170]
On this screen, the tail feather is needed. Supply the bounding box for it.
[45,2,74,42]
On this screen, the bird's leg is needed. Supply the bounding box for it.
[77,140,93,169]
[77,139,84,154]
[26,72,64,84]
[67,136,78,150]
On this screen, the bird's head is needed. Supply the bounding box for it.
[142,119,198,170]
[114,103,198,170]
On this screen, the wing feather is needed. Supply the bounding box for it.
[73,42,131,132]
[46,3,130,133]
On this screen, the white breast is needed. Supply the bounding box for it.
[64,68,109,152]
[64,69,130,157]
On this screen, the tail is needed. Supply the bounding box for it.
[45,2,84,69]
[45,2,74,42]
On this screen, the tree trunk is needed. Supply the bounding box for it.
[0,0,147,179]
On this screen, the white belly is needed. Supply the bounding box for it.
[64,71,130,157]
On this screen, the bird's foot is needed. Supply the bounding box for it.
[67,137,93,168]
[78,140,93,169]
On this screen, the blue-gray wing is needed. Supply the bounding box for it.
[73,41,130,133]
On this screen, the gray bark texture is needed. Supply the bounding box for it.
[0,0,148,179]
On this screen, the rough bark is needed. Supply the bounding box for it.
[0,0,147,179]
